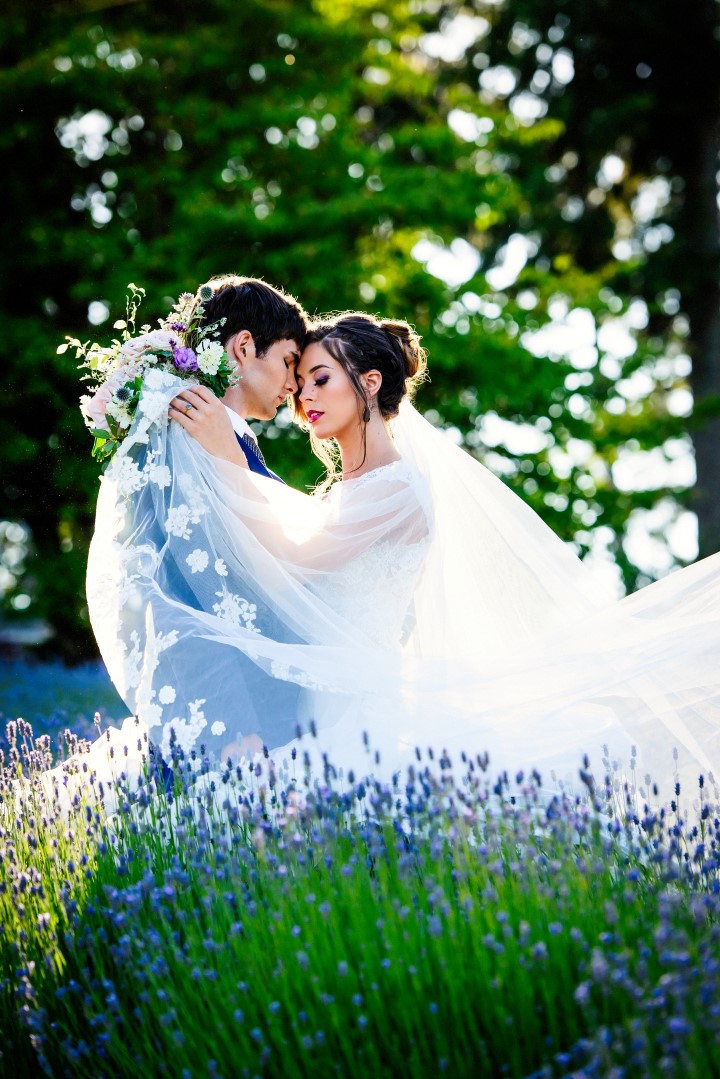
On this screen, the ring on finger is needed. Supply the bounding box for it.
[183,401,193,412]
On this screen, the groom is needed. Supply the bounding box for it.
[166,275,308,762]
[171,274,307,474]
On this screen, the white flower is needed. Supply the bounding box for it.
[105,400,133,429]
[214,558,228,577]
[211,721,226,737]
[139,390,170,424]
[144,367,178,391]
[158,685,176,704]
[196,339,225,375]
[186,548,209,574]
[165,504,193,539]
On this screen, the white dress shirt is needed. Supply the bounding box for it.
[224,406,258,443]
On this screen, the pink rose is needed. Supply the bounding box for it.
[80,383,113,431]
[118,329,175,361]
[80,364,138,432]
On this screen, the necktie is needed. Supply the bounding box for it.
[240,432,268,468]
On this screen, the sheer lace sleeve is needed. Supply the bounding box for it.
[209,454,430,576]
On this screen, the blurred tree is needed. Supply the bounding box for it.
[446,0,720,560]
[0,0,714,657]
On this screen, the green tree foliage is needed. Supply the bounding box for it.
[0,0,715,656]
[446,0,720,555]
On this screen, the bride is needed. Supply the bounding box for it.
[83,296,720,800]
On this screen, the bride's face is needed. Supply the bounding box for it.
[296,342,363,440]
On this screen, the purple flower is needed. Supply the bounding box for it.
[172,345,198,372]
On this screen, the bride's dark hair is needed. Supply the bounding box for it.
[294,311,427,481]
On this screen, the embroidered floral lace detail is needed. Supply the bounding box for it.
[337,460,405,491]
[134,628,181,725]
[177,472,208,521]
[122,630,143,691]
[139,390,170,425]
[160,698,208,757]
[112,455,146,497]
[212,589,260,632]
[186,548,209,573]
[166,504,194,539]
[313,539,427,649]
[147,461,171,489]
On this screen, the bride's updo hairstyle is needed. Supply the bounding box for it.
[295,311,427,479]
[299,312,427,418]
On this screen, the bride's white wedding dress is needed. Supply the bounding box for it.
[81,369,720,801]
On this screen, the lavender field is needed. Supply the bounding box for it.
[0,659,125,749]
[1,662,719,1078]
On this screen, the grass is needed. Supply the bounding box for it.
[1,664,720,1077]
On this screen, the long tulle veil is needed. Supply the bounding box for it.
[391,400,720,789]
[87,372,720,794]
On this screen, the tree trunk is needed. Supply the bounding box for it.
[685,113,720,557]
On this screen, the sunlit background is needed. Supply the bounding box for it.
[1,0,718,659]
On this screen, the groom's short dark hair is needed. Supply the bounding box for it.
[201,275,307,357]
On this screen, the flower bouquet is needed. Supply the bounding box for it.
[61,284,235,466]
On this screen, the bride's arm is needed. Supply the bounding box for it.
[169,385,249,467]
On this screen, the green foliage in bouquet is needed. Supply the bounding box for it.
[60,283,234,468]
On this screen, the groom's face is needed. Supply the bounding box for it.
[226,335,300,420]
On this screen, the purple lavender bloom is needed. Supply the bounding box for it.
[172,345,198,372]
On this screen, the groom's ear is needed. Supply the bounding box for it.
[226,330,254,362]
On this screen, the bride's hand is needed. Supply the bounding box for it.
[169,386,248,466]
